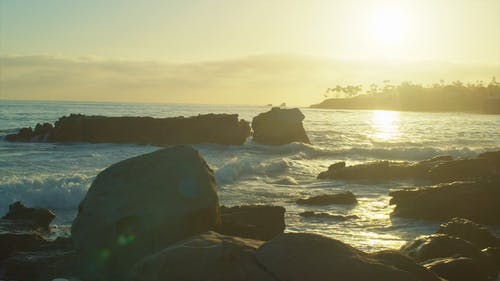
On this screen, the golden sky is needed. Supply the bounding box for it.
[1,0,499,105]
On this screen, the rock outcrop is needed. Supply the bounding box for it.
[436,217,500,248]
[255,232,441,281]
[299,211,359,220]
[296,191,357,205]
[2,201,55,230]
[252,107,310,145]
[317,152,500,183]
[217,205,285,241]
[6,113,251,145]
[131,231,275,281]
[389,181,500,224]
[71,146,220,280]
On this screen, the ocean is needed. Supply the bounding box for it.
[1,100,499,251]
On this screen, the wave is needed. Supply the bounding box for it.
[214,157,291,185]
[0,173,93,214]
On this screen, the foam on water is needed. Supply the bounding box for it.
[1,100,499,251]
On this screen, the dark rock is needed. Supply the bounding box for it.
[389,181,500,224]
[252,107,310,145]
[482,247,500,269]
[256,232,441,281]
[401,233,497,278]
[0,232,45,261]
[71,146,220,280]
[422,257,491,281]
[217,205,285,241]
[317,152,500,183]
[4,237,77,281]
[6,113,251,145]
[371,250,442,281]
[5,127,34,142]
[437,217,500,248]
[299,211,359,220]
[296,191,357,205]
[2,201,55,230]
[132,231,276,281]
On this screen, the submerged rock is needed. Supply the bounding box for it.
[132,231,275,281]
[217,205,285,241]
[256,232,441,281]
[296,191,357,205]
[2,201,55,230]
[299,211,359,220]
[6,113,251,145]
[252,107,310,145]
[71,146,220,280]
[389,181,500,224]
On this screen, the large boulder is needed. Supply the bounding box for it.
[389,181,500,224]
[217,205,285,241]
[6,113,251,145]
[71,146,220,280]
[256,232,441,281]
[436,217,500,249]
[296,191,357,205]
[2,201,55,230]
[131,231,276,281]
[251,107,310,145]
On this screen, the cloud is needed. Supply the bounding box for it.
[1,54,498,106]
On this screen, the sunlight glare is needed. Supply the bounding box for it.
[370,7,409,46]
[371,110,400,140]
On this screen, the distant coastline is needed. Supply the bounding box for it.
[310,82,500,114]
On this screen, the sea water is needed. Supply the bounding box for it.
[1,100,499,251]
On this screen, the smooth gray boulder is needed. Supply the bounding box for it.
[71,146,220,280]
[131,231,276,281]
[252,107,310,145]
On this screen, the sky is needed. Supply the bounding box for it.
[1,0,499,105]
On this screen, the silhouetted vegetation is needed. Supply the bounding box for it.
[313,78,500,114]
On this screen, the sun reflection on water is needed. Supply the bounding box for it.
[371,110,400,141]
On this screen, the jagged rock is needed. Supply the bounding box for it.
[256,233,441,281]
[436,217,500,248]
[71,146,220,280]
[252,107,310,145]
[217,205,285,241]
[296,191,357,205]
[299,211,359,220]
[389,181,500,224]
[131,231,276,281]
[2,201,55,230]
[6,113,251,145]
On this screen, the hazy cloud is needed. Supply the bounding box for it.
[1,54,498,106]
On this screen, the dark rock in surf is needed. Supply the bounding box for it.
[299,211,359,221]
[3,237,77,281]
[436,217,500,249]
[296,191,357,205]
[0,232,45,261]
[131,231,275,281]
[251,107,310,145]
[217,205,285,241]
[2,201,55,230]
[71,146,220,280]
[6,113,251,145]
[255,232,441,281]
[389,181,500,224]
[317,161,346,179]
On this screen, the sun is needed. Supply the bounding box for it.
[370,7,409,46]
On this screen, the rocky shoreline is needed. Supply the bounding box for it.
[1,145,498,280]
